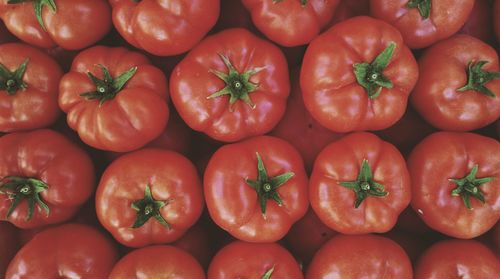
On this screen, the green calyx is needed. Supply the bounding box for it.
[0,59,29,95]
[457,60,500,98]
[407,0,431,19]
[245,152,294,219]
[0,176,50,221]
[8,0,57,31]
[207,53,265,112]
[353,42,396,99]
[449,165,493,210]
[273,0,307,6]
[131,184,171,229]
[262,266,275,279]
[80,65,137,106]
[339,159,388,208]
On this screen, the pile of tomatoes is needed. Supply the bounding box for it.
[0,0,499,278]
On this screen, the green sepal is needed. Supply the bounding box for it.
[7,0,57,31]
[0,176,50,221]
[457,60,500,98]
[407,0,431,19]
[0,59,29,95]
[262,266,275,279]
[449,164,493,210]
[131,184,171,229]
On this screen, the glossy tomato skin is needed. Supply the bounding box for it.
[301,16,418,133]
[411,35,500,131]
[242,0,340,47]
[0,222,19,276]
[6,223,118,279]
[59,46,169,152]
[208,241,303,279]
[109,0,219,56]
[96,148,204,248]
[0,0,111,50]
[415,240,500,279]
[171,28,290,142]
[0,43,62,132]
[109,245,205,279]
[408,132,500,239]
[310,132,411,234]
[307,234,413,279]
[370,0,474,49]
[0,129,94,229]
[204,136,308,243]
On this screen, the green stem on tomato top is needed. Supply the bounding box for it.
[338,159,388,208]
[0,176,50,221]
[273,0,308,6]
[353,42,396,99]
[80,64,137,106]
[207,53,266,112]
[245,152,294,219]
[449,164,493,210]
[0,59,29,95]
[7,0,57,31]
[131,184,171,229]
[407,0,431,19]
[262,266,275,279]
[457,60,500,98]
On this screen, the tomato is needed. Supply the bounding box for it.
[301,16,418,133]
[0,222,19,276]
[415,239,500,278]
[0,129,94,229]
[411,35,500,131]
[307,234,413,279]
[0,0,111,50]
[172,223,213,269]
[208,241,303,279]
[170,28,290,142]
[96,148,203,247]
[0,43,62,132]
[109,245,205,279]
[370,0,474,49]
[109,0,219,56]
[329,0,370,25]
[310,132,411,234]
[204,136,308,242]
[271,68,343,173]
[495,0,500,43]
[59,46,169,152]
[459,0,495,43]
[408,132,500,239]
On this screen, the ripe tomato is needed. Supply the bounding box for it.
[310,132,411,234]
[0,129,94,229]
[0,222,19,276]
[208,241,303,279]
[301,16,418,133]
[411,35,500,131]
[6,223,118,278]
[370,0,474,49]
[204,136,308,242]
[459,0,495,43]
[109,245,205,279]
[241,0,340,47]
[408,132,500,239]
[96,149,204,248]
[109,0,219,56]
[0,43,62,132]
[307,234,413,279]
[415,240,500,278]
[59,46,169,152]
[171,28,290,142]
[0,0,111,49]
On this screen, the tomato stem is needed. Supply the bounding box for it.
[407,0,431,19]
[0,59,29,95]
[7,0,57,31]
[457,60,500,98]
[0,176,50,221]
[131,184,171,229]
[449,164,493,210]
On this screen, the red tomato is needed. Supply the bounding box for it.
[0,222,19,276]
[0,0,111,50]
[411,35,500,131]
[109,0,219,56]
[309,132,411,234]
[6,223,118,278]
[242,0,340,47]
[495,0,500,43]
[208,241,302,279]
[59,46,169,152]
[307,234,413,279]
[459,0,495,43]
[170,28,290,142]
[204,136,308,242]
[370,0,474,49]
[415,239,500,278]
[0,43,62,132]
[408,132,500,239]
[172,223,213,269]
[301,16,418,132]
[0,129,94,229]
[109,245,205,279]
[96,148,204,248]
